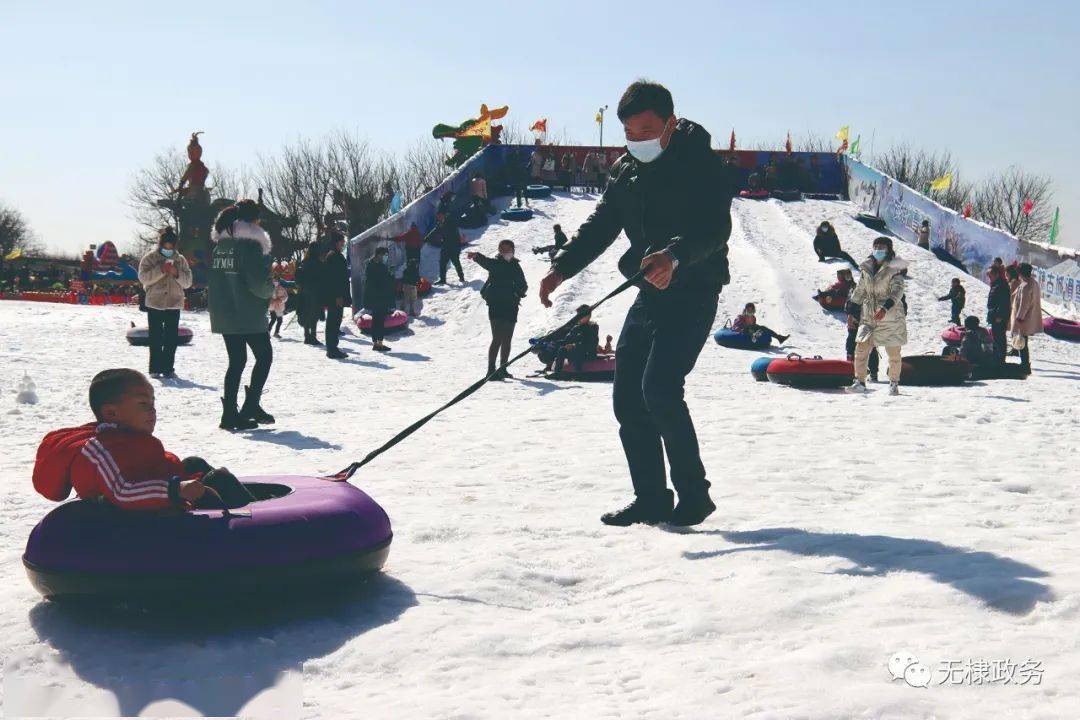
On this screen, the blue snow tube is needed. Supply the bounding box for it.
[750,356,774,381]
[501,207,534,222]
[526,184,552,199]
[714,327,772,350]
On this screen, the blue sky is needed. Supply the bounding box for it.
[3,0,1077,254]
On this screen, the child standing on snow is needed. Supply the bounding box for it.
[938,278,966,326]
[32,368,254,511]
[733,303,789,345]
[268,278,288,338]
[400,258,423,318]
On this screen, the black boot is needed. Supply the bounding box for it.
[601,491,674,527]
[239,386,275,424]
[670,492,716,527]
[220,397,258,431]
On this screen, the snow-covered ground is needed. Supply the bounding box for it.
[2,193,1080,719]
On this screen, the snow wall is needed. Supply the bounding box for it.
[846,156,1079,306]
[347,144,845,308]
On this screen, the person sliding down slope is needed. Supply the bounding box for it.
[813,221,858,269]
[539,80,734,527]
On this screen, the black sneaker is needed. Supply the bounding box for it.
[601,492,674,527]
[327,349,348,359]
[669,494,716,527]
[162,371,177,380]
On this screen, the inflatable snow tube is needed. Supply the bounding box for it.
[1043,317,1080,341]
[738,189,770,200]
[526,184,552,199]
[501,207,534,222]
[750,356,774,382]
[940,325,992,346]
[771,189,802,202]
[899,354,971,386]
[766,354,854,389]
[23,476,392,600]
[714,327,771,350]
[815,294,847,312]
[548,354,616,382]
[126,325,194,347]
[355,309,409,335]
[969,362,1030,381]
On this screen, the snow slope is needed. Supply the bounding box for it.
[2,192,1080,719]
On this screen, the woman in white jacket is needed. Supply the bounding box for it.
[137,227,193,378]
[846,236,908,395]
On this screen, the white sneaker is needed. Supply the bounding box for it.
[845,380,867,394]
[889,382,900,396]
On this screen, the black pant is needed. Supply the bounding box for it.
[325,303,343,352]
[950,302,963,326]
[555,342,594,372]
[440,249,464,283]
[613,290,717,500]
[846,327,879,376]
[488,314,516,373]
[369,308,388,343]
[181,457,256,509]
[147,308,180,374]
[746,323,784,343]
[222,332,273,406]
[514,184,530,208]
[1019,337,1031,371]
[268,312,283,336]
[990,318,1008,364]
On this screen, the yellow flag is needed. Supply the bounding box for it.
[929,172,952,191]
[595,112,603,124]
[835,125,849,143]
[458,116,492,139]
[4,248,23,261]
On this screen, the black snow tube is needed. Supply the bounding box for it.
[899,354,971,386]
[501,207,534,222]
[126,325,194,347]
[771,189,802,201]
[969,363,1030,381]
[526,184,552,199]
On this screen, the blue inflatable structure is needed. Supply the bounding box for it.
[714,327,772,350]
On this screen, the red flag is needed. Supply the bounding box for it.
[529,118,547,134]
[729,129,736,152]
[963,203,972,219]
[785,132,792,153]
[1022,197,1034,216]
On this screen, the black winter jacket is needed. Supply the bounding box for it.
[318,250,351,306]
[475,253,527,311]
[987,279,1011,323]
[553,118,733,296]
[363,259,396,311]
[814,229,843,257]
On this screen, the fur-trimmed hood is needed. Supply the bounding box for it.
[212,221,271,255]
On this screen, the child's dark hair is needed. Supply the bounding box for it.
[213,198,261,236]
[498,239,515,250]
[1018,262,1033,279]
[963,315,981,330]
[744,302,756,311]
[617,80,674,121]
[158,227,178,247]
[577,304,592,317]
[89,369,148,421]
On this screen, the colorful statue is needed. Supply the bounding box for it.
[432,104,509,167]
[176,132,210,198]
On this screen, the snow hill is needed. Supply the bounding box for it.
[2,192,1080,718]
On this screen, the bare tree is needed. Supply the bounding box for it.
[393,138,452,201]
[0,202,43,269]
[972,167,1055,244]
[873,143,956,194]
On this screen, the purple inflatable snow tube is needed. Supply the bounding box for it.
[23,476,392,599]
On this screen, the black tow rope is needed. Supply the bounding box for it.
[325,260,659,482]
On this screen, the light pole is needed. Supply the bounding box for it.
[598,105,608,148]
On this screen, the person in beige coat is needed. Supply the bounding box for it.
[846,236,908,395]
[1009,263,1042,373]
[137,227,193,378]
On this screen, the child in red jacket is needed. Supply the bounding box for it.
[33,368,252,511]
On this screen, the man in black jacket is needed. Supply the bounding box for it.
[427,210,465,285]
[469,240,528,379]
[320,229,351,359]
[364,246,396,352]
[539,80,733,527]
[986,266,1011,364]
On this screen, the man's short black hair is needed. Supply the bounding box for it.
[89,368,148,421]
[1018,262,1033,278]
[617,80,674,122]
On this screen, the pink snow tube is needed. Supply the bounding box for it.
[941,325,991,346]
[1043,317,1080,340]
[550,354,616,381]
[355,309,409,334]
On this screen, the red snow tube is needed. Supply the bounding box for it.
[739,189,770,200]
[1043,316,1080,340]
[941,325,992,346]
[815,294,847,312]
[900,354,971,386]
[766,354,853,389]
[549,354,616,382]
[355,309,409,334]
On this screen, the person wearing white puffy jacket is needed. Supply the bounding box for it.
[846,236,908,395]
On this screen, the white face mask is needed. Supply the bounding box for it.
[501,252,514,261]
[626,118,673,164]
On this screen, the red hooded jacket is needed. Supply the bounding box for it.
[33,423,190,511]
